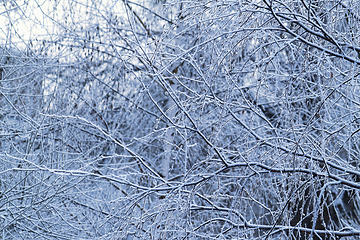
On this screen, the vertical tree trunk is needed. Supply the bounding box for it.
[162,4,183,181]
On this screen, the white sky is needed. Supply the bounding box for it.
[0,0,130,49]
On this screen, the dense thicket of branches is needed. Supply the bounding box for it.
[1,0,360,239]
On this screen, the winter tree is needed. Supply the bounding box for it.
[1,0,360,239]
